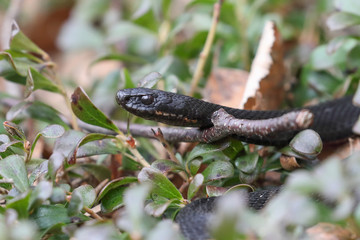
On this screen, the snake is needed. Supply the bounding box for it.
[116,87,360,240]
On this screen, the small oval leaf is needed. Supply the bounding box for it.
[289,129,323,158]
[187,173,204,200]
[138,167,183,201]
[138,72,162,88]
[0,155,29,192]
[71,87,119,132]
[40,125,65,138]
[202,161,234,182]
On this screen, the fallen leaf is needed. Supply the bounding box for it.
[306,222,356,240]
[241,21,285,110]
[204,68,248,108]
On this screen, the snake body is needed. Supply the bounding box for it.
[176,188,280,240]
[116,87,360,239]
[116,88,360,145]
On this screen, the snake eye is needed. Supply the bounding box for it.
[141,95,154,105]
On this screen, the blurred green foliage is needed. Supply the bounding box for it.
[0,0,360,239]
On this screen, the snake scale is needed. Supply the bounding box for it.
[116,87,360,240]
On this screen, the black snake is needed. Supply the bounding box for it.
[116,87,360,240]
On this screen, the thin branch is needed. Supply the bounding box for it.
[152,128,188,181]
[83,206,103,221]
[189,0,223,96]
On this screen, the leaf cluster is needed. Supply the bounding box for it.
[0,0,360,239]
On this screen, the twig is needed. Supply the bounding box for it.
[151,128,188,180]
[189,0,223,96]
[95,178,109,195]
[152,128,180,164]
[0,179,14,184]
[83,206,103,221]
[116,133,150,167]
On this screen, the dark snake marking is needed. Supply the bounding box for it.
[116,88,360,239]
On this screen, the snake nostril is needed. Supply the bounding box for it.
[116,91,131,105]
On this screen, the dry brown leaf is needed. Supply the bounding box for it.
[204,68,249,108]
[204,21,284,110]
[306,223,357,240]
[280,155,301,170]
[319,138,360,161]
[241,21,285,110]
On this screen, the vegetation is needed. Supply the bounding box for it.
[0,0,360,239]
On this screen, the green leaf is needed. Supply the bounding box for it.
[117,184,157,234]
[75,185,96,208]
[39,124,65,138]
[3,121,26,141]
[71,87,119,132]
[187,173,204,200]
[24,68,62,97]
[50,187,66,204]
[67,190,83,216]
[151,159,183,173]
[6,101,69,129]
[144,198,177,217]
[189,159,201,176]
[221,139,244,160]
[0,134,10,143]
[0,52,17,71]
[0,51,32,84]
[138,72,162,88]
[234,152,260,174]
[335,0,360,16]
[28,181,53,210]
[31,205,70,230]
[186,142,231,162]
[67,133,118,164]
[237,154,264,183]
[202,161,234,182]
[76,138,123,158]
[10,27,49,60]
[310,40,357,70]
[27,158,47,184]
[79,164,111,182]
[327,12,360,31]
[6,191,31,219]
[122,68,136,89]
[0,140,23,154]
[30,125,65,161]
[0,155,29,192]
[97,177,138,202]
[138,167,183,201]
[289,129,323,159]
[100,185,127,213]
[206,185,227,197]
[51,130,85,159]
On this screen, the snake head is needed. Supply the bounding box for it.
[116,88,161,115]
[116,87,207,127]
